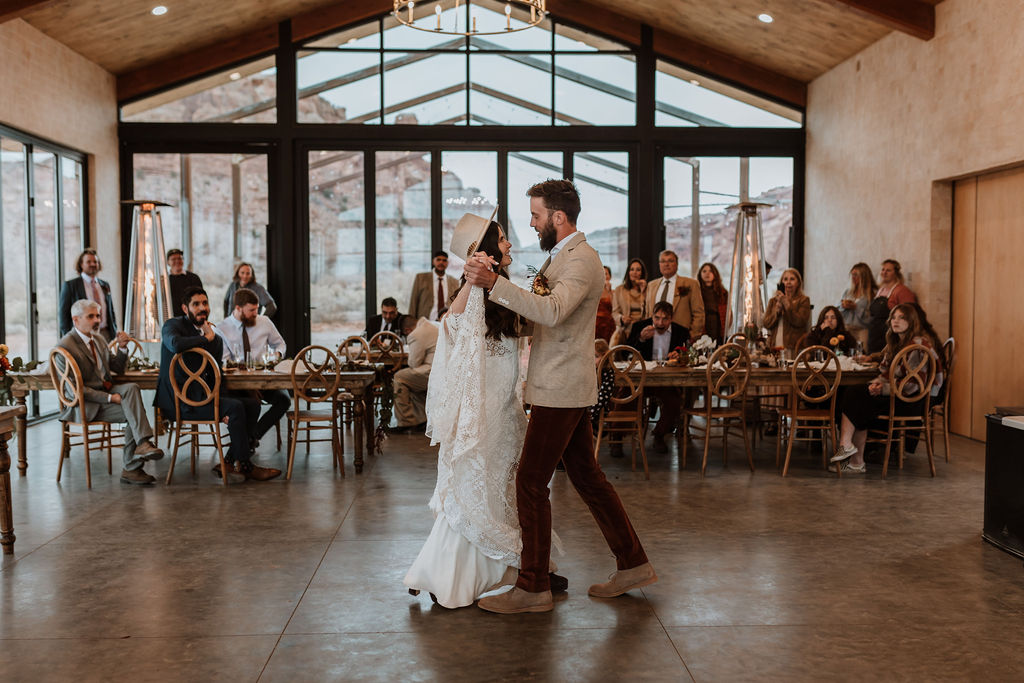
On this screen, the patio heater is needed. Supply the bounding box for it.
[121,200,174,342]
[726,202,771,342]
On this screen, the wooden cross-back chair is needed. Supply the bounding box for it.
[338,336,371,365]
[726,331,786,446]
[368,331,404,372]
[593,344,649,479]
[776,346,842,477]
[108,335,170,443]
[107,336,145,360]
[681,343,754,477]
[286,345,344,480]
[867,343,937,479]
[928,337,956,462]
[165,347,232,485]
[48,347,120,489]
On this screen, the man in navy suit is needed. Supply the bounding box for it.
[59,249,117,341]
[627,301,690,453]
[155,286,280,482]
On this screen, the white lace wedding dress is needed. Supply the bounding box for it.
[403,286,527,608]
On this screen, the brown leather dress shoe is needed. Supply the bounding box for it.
[245,464,282,481]
[588,562,658,598]
[478,587,553,614]
[212,462,245,484]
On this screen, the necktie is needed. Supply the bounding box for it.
[88,339,98,366]
[90,279,107,329]
[242,325,251,358]
[658,279,671,303]
[437,277,444,316]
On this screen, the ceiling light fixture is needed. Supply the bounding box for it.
[151,5,168,16]
[689,79,700,86]
[229,72,242,81]
[758,13,773,23]
[393,0,546,36]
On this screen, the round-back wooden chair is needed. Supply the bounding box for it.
[929,337,956,462]
[49,347,118,488]
[107,336,145,360]
[286,345,343,480]
[681,343,754,477]
[776,346,842,477]
[867,343,937,479]
[593,344,649,479]
[338,336,371,364]
[165,347,231,485]
[368,330,404,372]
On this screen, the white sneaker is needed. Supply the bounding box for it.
[830,444,858,463]
[828,461,866,474]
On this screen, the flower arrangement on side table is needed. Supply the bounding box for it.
[0,344,40,406]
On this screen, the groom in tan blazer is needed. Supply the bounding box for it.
[464,179,656,614]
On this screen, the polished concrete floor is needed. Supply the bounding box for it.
[2,417,1022,682]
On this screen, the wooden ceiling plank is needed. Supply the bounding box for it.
[821,0,935,40]
[117,25,279,102]
[652,30,806,108]
[0,0,60,24]
[545,0,643,47]
[292,0,390,42]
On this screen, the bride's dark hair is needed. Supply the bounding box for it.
[453,221,519,341]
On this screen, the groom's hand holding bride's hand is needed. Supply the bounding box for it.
[464,251,499,289]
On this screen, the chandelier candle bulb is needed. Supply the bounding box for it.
[435,3,442,30]
[506,3,512,29]
[408,1,414,22]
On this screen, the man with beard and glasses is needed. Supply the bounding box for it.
[464,179,655,614]
[155,287,280,482]
[57,299,164,485]
[216,288,290,448]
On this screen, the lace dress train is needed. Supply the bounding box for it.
[403,287,527,608]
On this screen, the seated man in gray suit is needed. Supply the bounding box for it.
[57,299,164,485]
[392,314,439,433]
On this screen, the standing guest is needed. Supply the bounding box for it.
[627,301,690,453]
[393,315,439,433]
[611,258,648,345]
[645,250,704,339]
[216,288,290,447]
[59,249,117,341]
[802,305,856,355]
[866,259,917,354]
[839,262,876,347]
[594,266,616,342]
[763,267,811,353]
[364,297,403,339]
[222,262,277,318]
[157,286,279,482]
[697,262,728,345]
[166,248,203,316]
[830,304,942,474]
[408,251,459,322]
[58,300,164,485]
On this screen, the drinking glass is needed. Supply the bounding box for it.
[230,343,243,368]
[261,344,277,372]
[654,346,665,367]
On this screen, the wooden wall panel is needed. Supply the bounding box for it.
[971,167,1024,439]
[949,178,975,438]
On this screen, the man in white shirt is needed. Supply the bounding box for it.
[644,250,705,340]
[216,288,290,445]
[408,251,459,322]
[392,314,439,432]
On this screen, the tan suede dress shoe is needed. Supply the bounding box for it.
[588,562,658,598]
[478,587,553,614]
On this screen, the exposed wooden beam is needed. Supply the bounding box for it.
[821,0,935,40]
[117,25,279,102]
[652,30,806,109]
[0,0,60,24]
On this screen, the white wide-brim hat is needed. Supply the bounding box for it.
[450,207,498,261]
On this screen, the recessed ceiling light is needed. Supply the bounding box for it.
[229,72,241,81]
[689,79,700,86]
[151,5,168,16]
[758,13,773,23]
[346,37,357,44]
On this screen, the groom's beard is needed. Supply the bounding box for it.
[538,217,557,252]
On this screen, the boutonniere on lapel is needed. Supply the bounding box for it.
[676,284,691,298]
[100,281,110,295]
[526,265,551,296]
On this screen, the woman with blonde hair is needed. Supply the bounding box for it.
[839,262,876,346]
[763,267,811,353]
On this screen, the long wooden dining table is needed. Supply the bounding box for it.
[623,363,880,387]
[7,368,378,476]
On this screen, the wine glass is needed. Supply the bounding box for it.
[261,343,277,372]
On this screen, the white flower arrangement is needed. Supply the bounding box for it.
[687,335,718,365]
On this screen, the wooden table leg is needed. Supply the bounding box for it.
[353,396,365,474]
[15,393,28,475]
[1,432,15,555]
[363,392,375,459]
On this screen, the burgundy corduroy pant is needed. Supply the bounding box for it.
[515,406,649,593]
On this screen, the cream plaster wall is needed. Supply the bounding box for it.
[0,19,120,304]
[805,0,1024,337]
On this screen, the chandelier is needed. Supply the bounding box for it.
[393,1,546,36]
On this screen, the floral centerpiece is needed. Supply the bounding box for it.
[687,335,718,366]
[0,344,40,406]
[828,334,846,356]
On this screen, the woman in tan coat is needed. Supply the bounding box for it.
[763,267,811,352]
[610,258,648,345]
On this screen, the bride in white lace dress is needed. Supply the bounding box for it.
[403,217,529,608]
